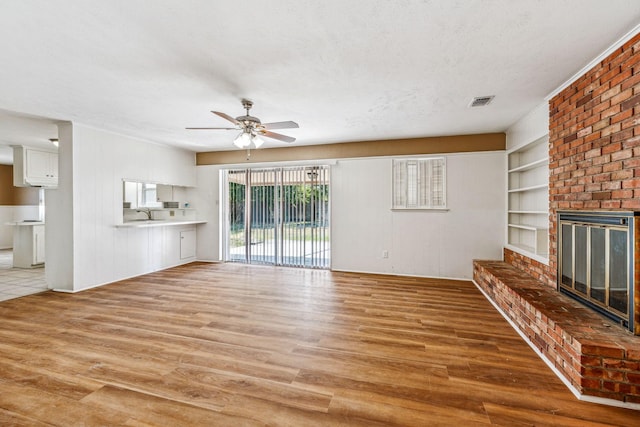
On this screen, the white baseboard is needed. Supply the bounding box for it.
[330,267,469,282]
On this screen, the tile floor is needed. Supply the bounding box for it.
[0,249,48,302]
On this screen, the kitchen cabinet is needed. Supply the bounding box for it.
[156,184,174,202]
[12,146,58,187]
[12,222,45,268]
[158,225,197,266]
[33,224,45,264]
[180,229,196,259]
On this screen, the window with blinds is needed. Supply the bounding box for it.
[392,157,446,209]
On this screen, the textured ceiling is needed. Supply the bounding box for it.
[1,0,640,159]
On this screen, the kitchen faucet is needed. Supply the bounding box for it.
[136,208,152,220]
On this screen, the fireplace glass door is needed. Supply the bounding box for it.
[610,229,628,314]
[559,221,629,320]
[589,227,606,304]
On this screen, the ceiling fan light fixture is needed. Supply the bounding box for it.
[233,132,251,148]
[188,100,298,149]
[251,134,264,148]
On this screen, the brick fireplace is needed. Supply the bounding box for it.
[547,34,640,335]
[476,32,640,405]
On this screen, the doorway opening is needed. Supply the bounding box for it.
[223,166,330,268]
[0,188,47,302]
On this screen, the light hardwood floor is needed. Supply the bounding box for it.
[0,262,638,426]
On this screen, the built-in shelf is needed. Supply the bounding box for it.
[507,242,537,255]
[507,135,549,261]
[508,183,548,193]
[506,242,549,259]
[508,210,547,214]
[508,157,548,173]
[507,223,547,231]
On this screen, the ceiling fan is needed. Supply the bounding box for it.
[186,99,299,149]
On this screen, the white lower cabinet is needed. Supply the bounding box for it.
[13,224,45,268]
[180,229,196,259]
[33,225,45,264]
[120,224,198,274]
[159,225,197,267]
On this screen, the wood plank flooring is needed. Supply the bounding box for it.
[0,262,638,426]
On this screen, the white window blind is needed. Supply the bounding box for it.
[392,157,446,209]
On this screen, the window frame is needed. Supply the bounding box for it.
[392,157,447,210]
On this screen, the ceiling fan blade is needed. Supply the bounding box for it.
[212,111,240,125]
[185,127,237,130]
[261,130,296,143]
[261,121,299,130]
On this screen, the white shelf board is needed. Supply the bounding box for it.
[508,158,548,173]
[505,243,549,264]
[508,183,548,193]
[508,223,548,231]
[508,210,548,214]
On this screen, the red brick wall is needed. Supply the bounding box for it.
[495,32,640,403]
[503,248,554,288]
[506,32,640,290]
[548,32,640,283]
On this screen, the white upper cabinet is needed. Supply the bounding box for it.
[12,146,58,187]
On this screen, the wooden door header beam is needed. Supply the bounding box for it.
[196,133,505,166]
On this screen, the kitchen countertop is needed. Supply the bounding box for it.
[115,220,207,228]
[5,221,45,226]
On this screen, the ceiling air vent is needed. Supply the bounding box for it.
[469,96,494,107]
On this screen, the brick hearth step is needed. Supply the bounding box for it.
[473,260,640,405]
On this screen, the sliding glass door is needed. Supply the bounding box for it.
[227,169,248,263]
[225,166,330,269]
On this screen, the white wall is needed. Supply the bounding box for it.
[0,205,39,249]
[0,207,13,249]
[331,151,505,279]
[47,123,197,292]
[506,101,549,150]
[205,152,505,279]
[191,165,221,262]
[45,122,505,290]
[45,122,74,290]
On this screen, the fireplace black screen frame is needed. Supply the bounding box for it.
[557,211,636,334]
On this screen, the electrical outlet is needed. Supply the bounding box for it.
[382,250,389,258]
